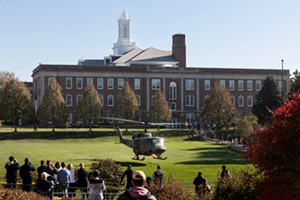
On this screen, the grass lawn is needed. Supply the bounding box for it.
[0,127,251,187]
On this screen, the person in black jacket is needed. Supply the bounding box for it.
[37,160,46,183]
[77,163,89,199]
[35,172,57,200]
[20,157,36,192]
[193,171,205,196]
[120,165,134,189]
[5,156,20,189]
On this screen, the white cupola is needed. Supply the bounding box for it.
[113,10,136,55]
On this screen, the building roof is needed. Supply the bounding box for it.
[77,59,104,66]
[119,10,129,20]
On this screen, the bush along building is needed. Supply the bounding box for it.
[32,10,290,125]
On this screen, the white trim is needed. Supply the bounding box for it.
[229,80,234,91]
[66,95,72,106]
[108,78,114,89]
[134,79,140,90]
[76,78,83,89]
[204,80,210,90]
[107,95,114,106]
[97,78,103,89]
[238,96,244,107]
[247,80,252,91]
[66,78,72,89]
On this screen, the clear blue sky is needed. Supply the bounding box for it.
[1,0,299,81]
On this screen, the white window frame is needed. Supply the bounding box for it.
[205,80,210,90]
[97,78,103,89]
[186,79,194,90]
[107,95,114,106]
[136,95,140,106]
[87,78,93,85]
[238,96,244,107]
[278,81,283,91]
[186,113,195,123]
[48,77,54,86]
[247,80,252,91]
[170,102,176,111]
[169,81,177,100]
[247,96,253,107]
[186,95,194,106]
[238,80,244,91]
[108,78,114,89]
[66,78,72,89]
[220,80,225,88]
[229,80,234,91]
[76,78,83,89]
[134,79,140,90]
[108,113,114,123]
[256,81,261,91]
[67,113,72,123]
[152,79,160,90]
[98,94,103,105]
[76,94,82,106]
[231,95,235,106]
[66,95,72,106]
[118,78,124,90]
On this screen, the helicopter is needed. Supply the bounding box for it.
[101,117,167,161]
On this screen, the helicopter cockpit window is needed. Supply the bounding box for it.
[150,138,164,145]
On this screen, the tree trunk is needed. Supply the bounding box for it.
[52,124,55,132]
[89,122,92,132]
[14,125,17,132]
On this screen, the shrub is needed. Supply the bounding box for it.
[213,167,264,200]
[0,186,49,199]
[146,175,211,200]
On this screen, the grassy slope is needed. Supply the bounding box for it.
[0,128,250,186]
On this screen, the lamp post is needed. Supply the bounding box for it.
[281,59,284,105]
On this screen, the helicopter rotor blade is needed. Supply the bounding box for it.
[99,117,145,124]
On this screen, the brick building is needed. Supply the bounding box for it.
[32,11,290,125]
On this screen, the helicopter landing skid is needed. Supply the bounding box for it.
[132,156,145,161]
[153,155,167,160]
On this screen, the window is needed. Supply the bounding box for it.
[134,79,140,90]
[66,78,72,89]
[136,95,140,106]
[77,78,83,89]
[186,95,194,106]
[238,96,244,107]
[87,78,93,85]
[108,113,114,123]
[67,113,72,123]
[118,79,124,89]
[151,95,155,105]
[170,102,176,111]
[256,81,261,91]
[247,80,252,91]
[66,95,72,106]
[97,78,103,89]
[205,80,210,90]
[186,79,194,90]
[238,80,244,91]
[48,77,54,86]
[98,94,103,105]
[247,96,253,107]
[231,95,235,106]
[186,113,195,123]
[108,78,114,89]
[229,80,234,91]
[169,82,177,100]
[76,95,82,106]
[152,79,160,90]
[278,81,283,91]
[220,80,225,88]
[107,95,114,106]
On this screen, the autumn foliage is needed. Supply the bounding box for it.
[246,92,300,199]
[0,186,49,200]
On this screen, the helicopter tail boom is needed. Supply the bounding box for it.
[115,126,124,141]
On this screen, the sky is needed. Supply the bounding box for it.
[1,0,299,82]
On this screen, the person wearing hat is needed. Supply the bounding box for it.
[20,157,36,192]
[5,156,20,189]
[34,172,57,200]
[117,170,157,200]
[193,171,205,196]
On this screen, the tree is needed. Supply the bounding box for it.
[76,82,103,131]
[235,115,258,139]
[0,79,34,132]
[37,78,69,131]
[252,76,282,125]
[201,82,235,130]
[112,81,140,130]
[288,69,300,99]
[245,92,300,200]
[148,90,172,123]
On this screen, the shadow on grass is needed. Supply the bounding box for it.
[175,145,248,165]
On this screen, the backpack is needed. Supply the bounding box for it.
[124,191,153,200]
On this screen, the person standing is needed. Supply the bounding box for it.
[77,163,89,199]
[35,172,57,200]
[42,160,58,176]
[57,162,70,197]
[120,165,134,190]
[221,165,231,178]
[5,156,20,189]
[88,170,106,200]
[193,171,205,196]
[117,170,156,200]
[37,160,46,183]
[67,164,76,197]
[152,165,164,188]
[20,157,36,192]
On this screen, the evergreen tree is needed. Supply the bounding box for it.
[288,69,300,99]
[252,76,282,125]
[76,82,103,131]
[112,81,140,130]
[148,90,172,123]
[201,82,235,130]
[0,79,34,132]
[37,78,69,131]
